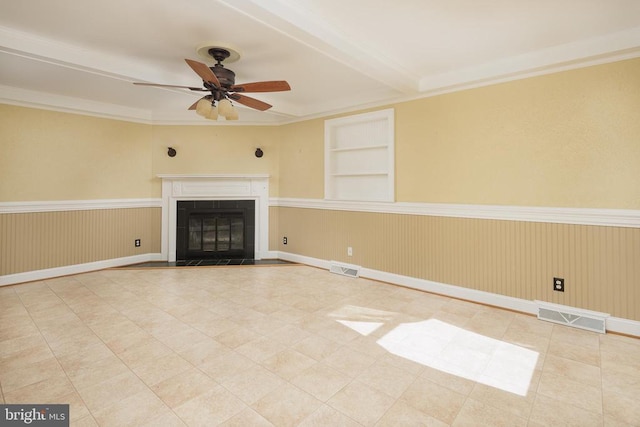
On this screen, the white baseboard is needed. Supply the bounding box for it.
[277,251,640,337]
[0,253,163,286]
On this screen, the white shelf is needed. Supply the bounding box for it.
[331,172,388,177]
[329,144,388,153]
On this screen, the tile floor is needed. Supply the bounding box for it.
[1,264,638,426]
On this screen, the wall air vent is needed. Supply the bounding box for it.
[329,261,360,278]
[535,301,609,334]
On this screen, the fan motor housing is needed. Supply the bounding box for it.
[211,66,235,88]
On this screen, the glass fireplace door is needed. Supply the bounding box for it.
[188,213,245,258]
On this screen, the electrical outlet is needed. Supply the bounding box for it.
[553,277,564,292]
[135,239,141,247]
[347,247,353,256]
[283,236,287,245]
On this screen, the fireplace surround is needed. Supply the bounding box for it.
[159,175,270,262]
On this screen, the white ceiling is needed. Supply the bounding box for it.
[1,0,639,125]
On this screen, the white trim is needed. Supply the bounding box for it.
[0,253,163,287]
[276,251,640,337]
[0,198,162,214]
[270,197,640,228]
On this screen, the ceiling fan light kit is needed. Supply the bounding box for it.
[134,44,290,121]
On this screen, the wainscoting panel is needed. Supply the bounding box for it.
[0,207,161,276]
[275,207,640,321]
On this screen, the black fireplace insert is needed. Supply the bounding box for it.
[176,200,255,261]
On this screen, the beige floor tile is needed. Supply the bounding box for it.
[548,338,601,366]
[322,345,377,377]
[151,367,218,408]
[603,389,640,426]
[0,357,66,393]
[400,377,467,424]
[92,388,169,427]
[62,353,130,390]
[327,380,396,426]
[465,309,515,339]
[104,327,153,354]
[136,408,187,427]
[72,415,99,427]
[252,383,322,427]
[529,394,603,426]
[117,338,173,368]
[456,398,528,426]
[152,325,210,351]
[356,358,417,398]
[214,326,261,349]
[2,265,638,427]
[420,365,476,396]
[543,353,602,387]
[601,362,640,395]
[290,362,352,401]
[3,375,76,404]
[131,351,193,386]
[261,348,317,380]
[220,363,286,404]
[501,327,551,355]
[266,324,311,346]
[218,407,274,427]
[537,371,603,414]
[75,371,148,413]
[174,385,248,426]
[0,343,54,371]
[235,335,287,362]
[292,334,342,361]
[0,333,47,358]
[59,391,91,422]
[376,399,449,427]
[178,336,231,365]
[197,351,258,383]
[551,325,601,349]
[56,341,116,369]
[298,404,362,427]
[467,369,540,419]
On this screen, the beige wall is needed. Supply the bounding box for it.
[275,207,640,321]
[151,124,281,196]
[0,105,154,201]
[0,208,161,276]
[278,58,640,209]
[278,119,325,198]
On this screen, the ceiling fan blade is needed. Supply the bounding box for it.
[230,81,291,93]
[228,93,272,111]
[188,95,212,110]
[134,82,205,91]
[185,59,220,87]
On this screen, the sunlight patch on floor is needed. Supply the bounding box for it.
[376,319,538,396]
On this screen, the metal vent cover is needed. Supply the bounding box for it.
[329,261,360,278]
[536,301,609,334]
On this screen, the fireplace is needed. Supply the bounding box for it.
[176,200,255,260]
[159,175,271,262]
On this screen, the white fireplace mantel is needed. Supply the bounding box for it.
[158,174,270,262]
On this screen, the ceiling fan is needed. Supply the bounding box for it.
[134,47,291,120]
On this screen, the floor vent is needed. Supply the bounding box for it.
[329,261,360,278]
[535,301,609,334]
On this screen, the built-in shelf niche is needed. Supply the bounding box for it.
[325,109,394,202]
